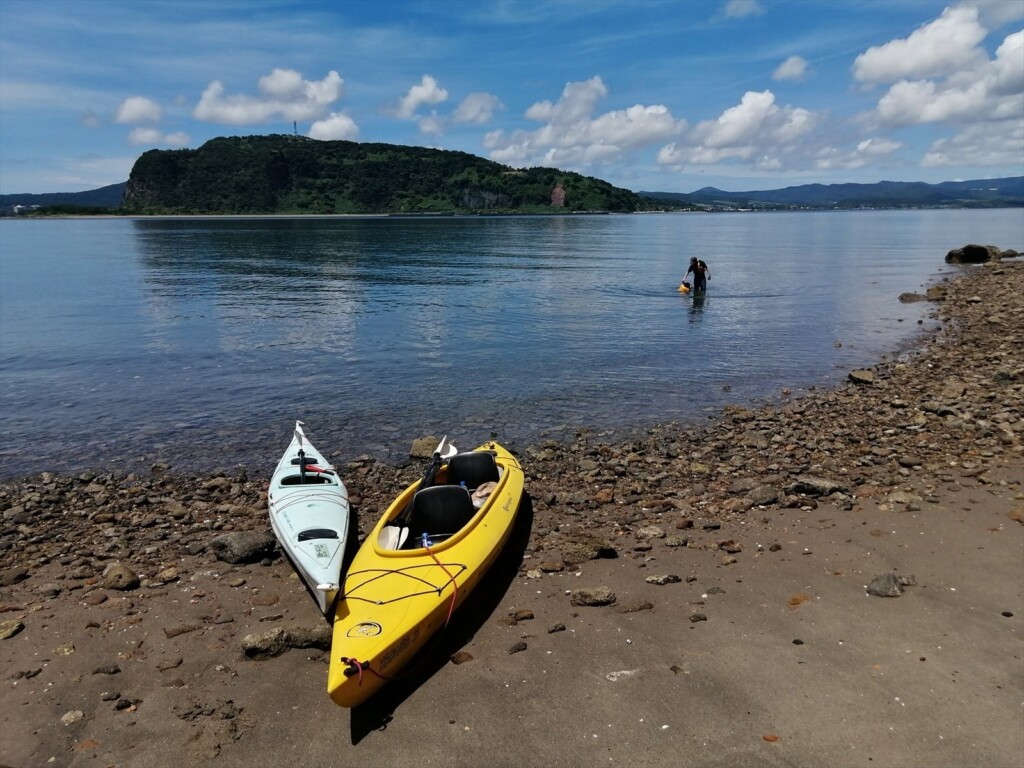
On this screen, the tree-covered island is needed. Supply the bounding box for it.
[121,134,643,215]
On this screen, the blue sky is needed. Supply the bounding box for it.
[1,0,1021,195]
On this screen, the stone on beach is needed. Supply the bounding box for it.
[866,572,918,597]
[210,531,277,564]
[570,587,616,607]
[241,625,332,659]
[99,563,140,591]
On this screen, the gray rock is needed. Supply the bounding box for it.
[241,624,332,659]
[945,244,1001,264]
[899,292,927,303]
[748,485,780,506]
[634,525,665,540]
[866,572,917,597]
[0,619,25,639]
[786,476,848,496]
[887,491,923,505]
[849,369,875,385]
[0,567,30,587]
[570,587,616,607]
[61,710,85,726]
[2,505,29,523]
[645,574,681,585]
[99,563,140,591]
[210,531,276,564]
[410,436,441,459]
[561,536,617,564]
[729,477,759,494]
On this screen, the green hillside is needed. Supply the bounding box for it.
[122,135,642,215]
[0,182,126,210]
[640,177,1024,210]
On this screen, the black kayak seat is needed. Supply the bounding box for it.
[297,528,339,541]
[404,485,475,548]
[280,474,334,486]
[446,451,499,490]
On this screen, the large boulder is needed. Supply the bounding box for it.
[945,244,1002,264]
[410,436,440,459]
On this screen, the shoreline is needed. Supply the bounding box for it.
[1,259,1021,767]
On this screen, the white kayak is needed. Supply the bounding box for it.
[268,421,350,615]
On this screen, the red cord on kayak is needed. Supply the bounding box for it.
[424,544,459,626]
[339,657,392,685]
[338,550,459,688]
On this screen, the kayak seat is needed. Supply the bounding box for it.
[297,528,340,541]
[446,451,500,490]
[280,474,334,486]
[404,485,475,548]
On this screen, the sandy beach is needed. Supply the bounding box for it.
[1,253,1021,768]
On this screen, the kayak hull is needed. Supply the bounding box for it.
[268,422,350,615]
[327,442,524,708]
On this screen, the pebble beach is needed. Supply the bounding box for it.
[1,250,1022,768]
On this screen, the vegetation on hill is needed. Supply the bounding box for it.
[121,135,643,215]
[640,177,1024,210]
[0,183,126,213]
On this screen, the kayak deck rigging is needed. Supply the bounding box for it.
[343,562,468,605]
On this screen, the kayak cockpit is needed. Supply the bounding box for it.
[377,451,503,551]
[279,473,337,486]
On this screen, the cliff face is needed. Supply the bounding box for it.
[121,135,642,215]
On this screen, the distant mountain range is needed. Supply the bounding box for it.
[0,182,127,209]
[639,177,1024,209]
[2,166,1021,213]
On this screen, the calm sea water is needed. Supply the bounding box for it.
[1,210,1021,479]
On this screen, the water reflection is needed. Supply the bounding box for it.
[3,210,1018,478]
[687,292,707,321]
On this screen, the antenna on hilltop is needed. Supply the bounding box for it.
[293,121,298,136]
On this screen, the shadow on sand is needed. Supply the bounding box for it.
[347,492,535,744]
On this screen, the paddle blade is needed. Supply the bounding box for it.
[436,435,457,459]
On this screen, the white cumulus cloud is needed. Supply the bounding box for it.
[773,56,808,81]
[852,5,987,85]
[657,90,819,170]
[115,96,162,124]
[813,137,903,171]
[484,77,684,168]
[128,127,190,147]
[308,112,359,141]
[193,69,344,125]
[868,26,1023,128]
[453,92,504,125]
[417,112,446,136]
[395,75,448,120]
[922,120,1024,168]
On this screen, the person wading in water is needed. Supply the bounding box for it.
[685,257,710,293]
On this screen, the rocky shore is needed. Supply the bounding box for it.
[1,253,1022,768]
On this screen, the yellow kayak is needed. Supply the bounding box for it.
[328,441,524,707]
